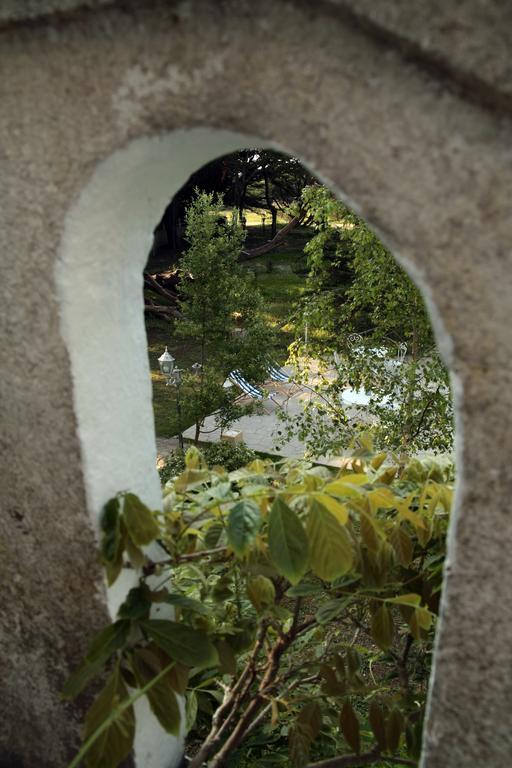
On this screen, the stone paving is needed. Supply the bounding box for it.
[179,379,356,467]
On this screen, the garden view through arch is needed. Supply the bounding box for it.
[57,127,457,768]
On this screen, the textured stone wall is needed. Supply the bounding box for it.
[0,1,511,766]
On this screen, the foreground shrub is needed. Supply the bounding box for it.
[159,442,257,485]
[65,447,452,768]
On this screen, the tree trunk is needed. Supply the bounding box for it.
[239,215,301,260]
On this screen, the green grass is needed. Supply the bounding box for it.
[147,222,312,438]
[146,319,203,437]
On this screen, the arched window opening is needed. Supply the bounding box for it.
[57,132,455,768]
[139,148,454,767]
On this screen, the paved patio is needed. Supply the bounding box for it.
[180,375,359,467]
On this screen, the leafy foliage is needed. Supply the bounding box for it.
[158,442,257,485]
[176,192,274,442]
[66,446,452,768]
[280,185,454,454]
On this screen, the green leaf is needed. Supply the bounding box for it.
[131,650,181,736]
[101,498,125,584]
[315,597,352,625]
[118,587,152,620]
[339,701,360,754]
[268,497,309,585]
[247,575,276,613]
[386,707,403,752]
[140,619,218,668]
[371,605,394,651]
[185,690,198,733]
[122,493,159,546]
[87,621,131,664]
[62,620,130,699]
[289,724,312,768]
[307,500,353,581]
[286,581,323,598]
[320,664,345,696]
[62,659,105,702]
[297,701,322,740]
[204,521,224,549]
[226,500,261,558]
[346,648,360,676]
[125,533,146,569]
[368,701,387,751]
[168,663,189,695]
[164,593,210,615]
[100,497,121,562]
[215,639,238,675]
[390,524,413,567]
[83,664,135,768]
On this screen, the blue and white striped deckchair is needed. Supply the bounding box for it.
[267,363,290,383]
[229,370,283,409]
[229,370,264,399]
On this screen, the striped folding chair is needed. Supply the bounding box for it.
[267,362,300,397]
[229,370,283,410]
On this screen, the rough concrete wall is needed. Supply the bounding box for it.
[0,1,511,766]
[327,0,512,109]
[0,0,115,25]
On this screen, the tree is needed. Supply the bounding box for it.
[278,186,453,455]
[176,192,273,442]
[151,149,316,264]
[64,447,453,768]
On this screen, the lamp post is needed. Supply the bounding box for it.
[304,308,310,351]
[158,347,202,451]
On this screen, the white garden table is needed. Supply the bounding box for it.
[341,386,395,408]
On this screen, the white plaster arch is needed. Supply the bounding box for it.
[56,126,456,768]
[56,128,272,768]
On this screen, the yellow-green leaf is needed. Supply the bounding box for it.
[390,525,413,567]
[376,467,397,485]
[315,494,349,524]
[174,468,210,493]
[247,575,276,613]
[370,452,387,470]
[409,606,433,639]
[371,605,394,651]
[307,500,353,581]
[360,511,380,553]
[387,593,421,607]
[367,487,396,512]
[123,493,159,546]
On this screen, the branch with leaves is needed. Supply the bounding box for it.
[64,446,452,768]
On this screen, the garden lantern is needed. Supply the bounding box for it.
[158,346,175,377]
